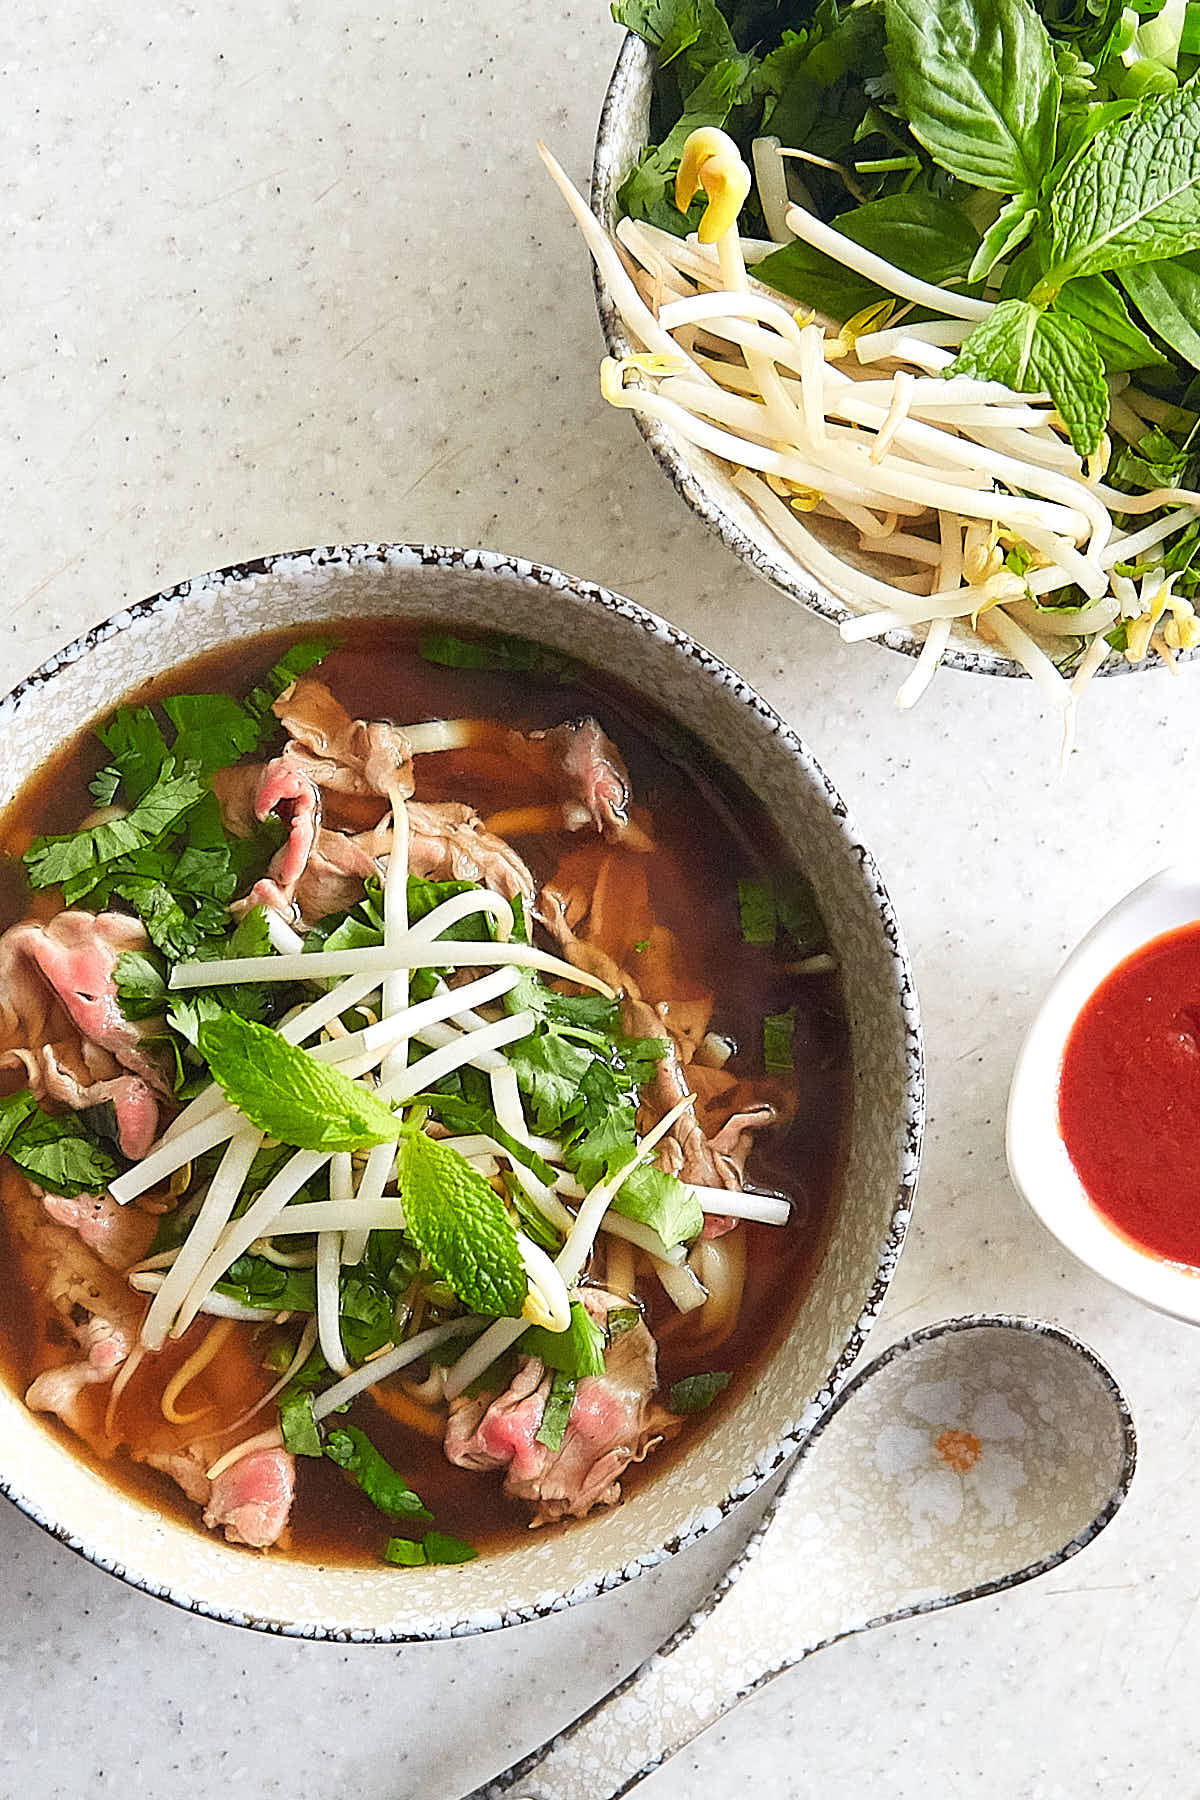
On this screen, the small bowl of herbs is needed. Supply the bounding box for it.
[573,0,1200,720]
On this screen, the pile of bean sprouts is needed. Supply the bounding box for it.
[541,132,1200,738]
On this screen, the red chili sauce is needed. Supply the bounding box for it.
[1058,921,1200,1266]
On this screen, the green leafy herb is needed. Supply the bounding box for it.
[0,1093,121,1197]
[605,1305,642,1340]
[609,1161,704,1248]
[24,764,207,895]
[737,876,777,945]
[536,1371,578,1453]
[217,1254,318,1315]
[756,191,981,321]
[884,0,1061,194]
[774,872,825,957]
[198,1013,404,1151]
[1110,423,1196,489]
[523,1300,608,1379]
[417,631,574,680]
[950,297,1109,455]
[384,1530,478,1566]
[397,1129,528,1318]
[763,1007,796,1073]
[669,1370,732,1413]
[1054,272,1168,372]
[1039,82,1200,292]
[279,1389,323,1457]
[324,1425,432,1519]
[243,637,337,741]
[1121,251,1200,371]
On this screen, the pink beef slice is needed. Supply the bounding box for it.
[0,911,173,1158]
[511,718,644,844]
[4,1170,144,1450]
[213,756,322,920]
[444,1288,681,1526]
[273,676,414,800]
[138,1440,296,1550]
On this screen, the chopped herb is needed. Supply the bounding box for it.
[763,1008,796,1075]
[737,876,777,945]
[0,1092,121,1197]
[279,1389,323,1457]
[243,637,337,742]
[523,1300,608,1379]
[605,1305,642,1341]
[669,1370,732,1414]
[384,1531,478,1567]
[417,631,574,680]
[217,1254,317,1315]
[536,1371,577,1452]
[633,937,650,954]
[609,1161,703,1249]
[324,1425,432,1519]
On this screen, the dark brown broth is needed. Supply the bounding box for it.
[0,621,849,1563]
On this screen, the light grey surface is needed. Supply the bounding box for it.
[1,3,1195,1796]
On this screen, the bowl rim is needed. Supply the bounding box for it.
[0,538,925,1639]
[1007,865,1200,1324]
[589,29,1176,688]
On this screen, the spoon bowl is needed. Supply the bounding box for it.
[477,1315,1135,1800]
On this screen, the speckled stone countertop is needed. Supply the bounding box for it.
[3,5,1198,1796]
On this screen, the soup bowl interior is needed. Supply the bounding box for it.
[589,33,1151,686]
[0,543,921,1639]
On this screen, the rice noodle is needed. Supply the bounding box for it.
[161,1317,235,1424]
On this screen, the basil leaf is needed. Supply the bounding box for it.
[1042,83,1200,290]
[523,1300,608,1379]
[324,1425,432,1519]
[3,1102,120,1198]
[536,1371,577,1453]
[1055,272,1169,373]
[950,298,1109,455]
[669,1370,731,1413]
[884,0,1061,193]
[0,1090,37,1154]
[755,193,980,323]
[279,1389,323,1457]
[198,1013,404,1152]
[397,1129,527,1319]
[1121,251,1200,372]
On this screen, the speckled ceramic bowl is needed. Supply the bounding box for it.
[590,33,1150,685]
[0,543,923,1639]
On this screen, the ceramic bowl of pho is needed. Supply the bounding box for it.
[581,27,1200,705]
[0,542,922,1640]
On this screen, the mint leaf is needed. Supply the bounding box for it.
[397,1129,527,1318]
[324,1425,432,1519]
[1042,83,1200,289]
[280,1389,323,1457]
[1055,272,1169,372]
[669,1370,731,1413]
[884,0,1061,193]
[523,1300,608,1378]
[1121,250,1200,371]
[950,298,1109,455]
[536,1371,577,1453]
[611,1161,704,1248]
[198,1013,403,1151]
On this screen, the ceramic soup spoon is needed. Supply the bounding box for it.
[473,1315,1135,1800]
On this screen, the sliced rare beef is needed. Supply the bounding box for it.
[0,911,172,1157]
[443,1288,680,1526]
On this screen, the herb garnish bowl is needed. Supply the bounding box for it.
[0,542,922,1639]
[589,30,1185,686]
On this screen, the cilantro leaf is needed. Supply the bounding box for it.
[509,1032,594,1135]
[217,1254,318,1313]
[949,298,1109,456]
[198,1013,404,1152]
[324,1425,432,1519]
[536,1371,577,1453]
[243,637,337,743]
[279,1389,323,1457]
[669,1370,731,1413]
[884,0,1061,194]
[397,1129,528,1319]
[610,1162,704,1248]
[94,706,169,804]
[737,876,777,945]
[523,1300,608,1378]
[114,948,169,1021]
[0,1097,120,1197]
[412,1089,557,1187]
[162,693,260,775]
